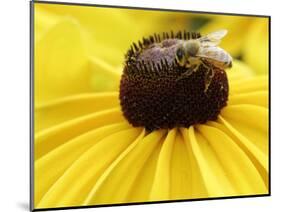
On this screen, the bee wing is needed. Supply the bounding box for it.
[198,29,228,47]
[196,46,230,63]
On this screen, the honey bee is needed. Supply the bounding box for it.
[175,29,232,92]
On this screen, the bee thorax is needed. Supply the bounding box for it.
[185,40,200,56]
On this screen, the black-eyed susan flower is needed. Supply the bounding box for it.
[33,3,269,210]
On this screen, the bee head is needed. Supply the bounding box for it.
[185,40,200,57]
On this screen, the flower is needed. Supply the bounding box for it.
[34,3,269,210]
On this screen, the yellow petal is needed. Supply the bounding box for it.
[35,107,125,160]
[220,105,268,156]
[34,122,130,205]
[228,91,268,108]
[36,128,142,208]
[149,129,177,200]
[84,130,166,205]
[214,118,268,187]
[181,129,211,198]
[126,132,164,202]
[197,124,267,194]
[229,75,268,95]
[171,131,195,199]
[35,92,119,132]
[81,129,145,205]
[181,127,235,197]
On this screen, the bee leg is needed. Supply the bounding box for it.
[176,68,194,81]
[192,63,201,72]
[203,64,215,93]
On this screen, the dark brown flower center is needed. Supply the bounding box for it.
[119,31,229,131]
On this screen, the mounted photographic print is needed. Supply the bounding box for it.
[30,1,270,211]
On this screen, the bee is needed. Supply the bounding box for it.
[175,29,232,92]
